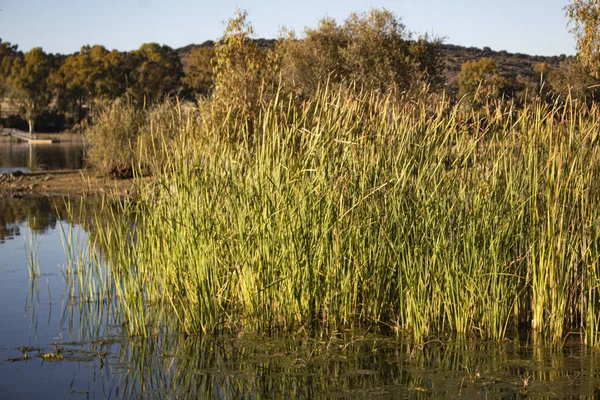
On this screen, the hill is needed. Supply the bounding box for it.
[439,44,572,90]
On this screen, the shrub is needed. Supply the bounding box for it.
[276,8,443,97]
[212,10,274,124]
[85,100,143,178]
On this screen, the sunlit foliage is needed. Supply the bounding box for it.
[8,47,53,133]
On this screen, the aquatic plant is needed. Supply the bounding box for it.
[25,225,40,278]
[81,86,600,346]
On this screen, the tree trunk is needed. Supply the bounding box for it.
[28,119,34,134]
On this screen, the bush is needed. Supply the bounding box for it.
[212,10,274,123]
[85,101,144,178]
[85,99,189,177]
[276,8,443,97]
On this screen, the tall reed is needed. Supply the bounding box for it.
[85,87,600,346]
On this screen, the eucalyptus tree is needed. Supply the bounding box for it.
[0,39,18,119]
[458,57,501,100]
[126,43,183,104]
[212,10,273,122]
[8,47,53,133]
[182,45,215,96]
[52,45,126,124]
[566,0,600,78]
[276,17,347,96]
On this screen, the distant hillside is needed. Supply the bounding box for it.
[176,40,574,91]
[439,44,573,90]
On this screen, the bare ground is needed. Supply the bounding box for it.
[0,169,137,199]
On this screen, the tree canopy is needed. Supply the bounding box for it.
[8,47,53,133]
[567,0,600,78]
[127,43,183,104]
[183,46,215,96]
[212,10,272,120]
[51,45,127,124]
[0,39,19,119]
[276,8,443,96]
[458,57,501,100]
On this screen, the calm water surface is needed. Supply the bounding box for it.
[0,137,86,173]
[0,197,600,399]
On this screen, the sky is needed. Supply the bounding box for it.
[0,0,576,56]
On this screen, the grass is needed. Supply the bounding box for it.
[26,224,41,279]
[80,86,600,346]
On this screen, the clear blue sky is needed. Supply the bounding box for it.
[0,0,576,56]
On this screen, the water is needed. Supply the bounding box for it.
[1,197,600,399]
[0,137,86,173]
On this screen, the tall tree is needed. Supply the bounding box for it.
[95,48,127,101]
[566,0,600,78]
[342,9,413,92]
[182,46,215,96]
[213,10,272,119]
[276,18,347,96]
[0,39,19,120]
[8,47,53,133]
[126,43,183,104]
[51,45,126,124]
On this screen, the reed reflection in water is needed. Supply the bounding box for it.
[91,333,600,399]
[1,197,600,399]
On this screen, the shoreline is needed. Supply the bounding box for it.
[0,131,86,143]
[0,169,135,199]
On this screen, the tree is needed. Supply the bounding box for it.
[566,0,600,78]
[51,46,96,124]
[96,49,127,101]
[535,60,600,103]
[458,57,501,100]
[342,9,414,92]
[126,43,183,104]
[51,45,126,124]
[213,10,272,119]
[276,17,347,96]
[276,8,443,97]
[0,39,19,120]
[8,47,53,133]
[182,46,215,96]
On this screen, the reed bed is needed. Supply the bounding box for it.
[86,87,600,346]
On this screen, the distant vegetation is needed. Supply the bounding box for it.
[0,6,597,138]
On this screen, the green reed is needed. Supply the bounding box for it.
[83,87,600,346]
[25,222,41,279]
[57,197,123,341]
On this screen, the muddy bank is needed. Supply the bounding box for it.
[0,169,135,198]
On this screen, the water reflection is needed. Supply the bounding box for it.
[98,333,600,399]
[1,198,600,399]
[0,137,85,172]
[0,197,61,242]
[0,196,98,243]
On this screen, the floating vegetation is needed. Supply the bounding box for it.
[40,351,64,361]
